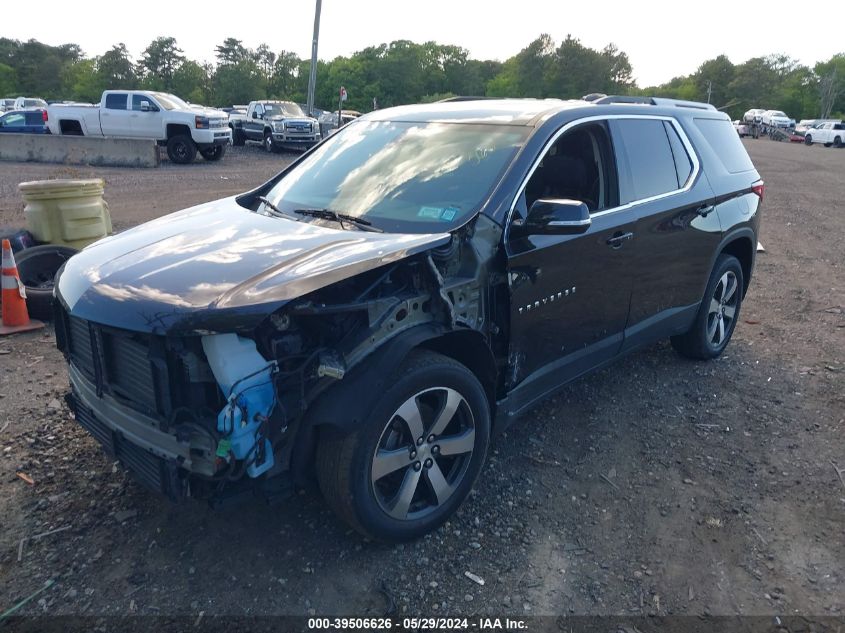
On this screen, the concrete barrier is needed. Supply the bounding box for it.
[0,134,160,168]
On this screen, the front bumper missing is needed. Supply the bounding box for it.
[67,363,216,499]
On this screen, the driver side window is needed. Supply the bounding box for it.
[524,121,618,214]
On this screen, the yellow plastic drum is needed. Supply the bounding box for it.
[19,178,112,249]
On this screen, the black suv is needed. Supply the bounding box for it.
[55,97,762,542]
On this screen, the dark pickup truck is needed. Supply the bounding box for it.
[56,96,762,542]
[230,100,321,152]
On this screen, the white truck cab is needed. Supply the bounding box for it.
[46,91,232,164]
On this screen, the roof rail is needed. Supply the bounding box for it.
[593,95,716,111]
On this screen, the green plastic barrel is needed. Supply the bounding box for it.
[19,178,112,249]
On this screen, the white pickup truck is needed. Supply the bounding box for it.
[46,90,232,163]
[804,121,845,148]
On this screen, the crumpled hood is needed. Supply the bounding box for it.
[57,197,450,334]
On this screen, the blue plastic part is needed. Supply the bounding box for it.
[202,334,277,478]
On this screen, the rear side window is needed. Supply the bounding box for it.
[694,118,755,173]
[613,119,679,203]
[663,121,693,188]
[25,112,43,125]
[105,93,128,110]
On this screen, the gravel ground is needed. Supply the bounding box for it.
[0,140,843,620]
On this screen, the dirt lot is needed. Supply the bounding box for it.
[0,140,843,620]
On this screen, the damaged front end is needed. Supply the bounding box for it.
[56,215,506,505]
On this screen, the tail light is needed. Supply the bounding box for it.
[751,181,764,202]
[41,109,48,122]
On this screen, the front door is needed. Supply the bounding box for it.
[130,94,162,139]
[505,120,636,412]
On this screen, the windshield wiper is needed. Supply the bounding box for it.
[294,208,383,233]
[257,196,300,221]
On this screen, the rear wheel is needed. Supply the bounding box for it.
[671,254,744,360]
[166,135,197,164]
[834,136,843,148]
[804,135,813,146]
[231,127,245,146]
[199,144,226,161]
[317,351,490,542]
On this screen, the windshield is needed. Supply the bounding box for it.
[264,120,528,233]
[771,111,786,117]
[150,92,189,110]
[263,102,305,117]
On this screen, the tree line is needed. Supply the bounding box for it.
[0,35,842,119]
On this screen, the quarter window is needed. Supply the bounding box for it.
[105,93,128,110]
[663,121,693,188]
[613,119,679,203]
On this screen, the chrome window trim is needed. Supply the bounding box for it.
[505,114,701,244]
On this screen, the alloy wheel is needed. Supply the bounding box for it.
[370,387,475,521]
[706,270,738,347]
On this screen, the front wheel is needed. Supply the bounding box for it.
[166,135,197,164]
[317,351,490,542]
[671,254,744,360]
[199,144,226,161]
[263,130,280,153]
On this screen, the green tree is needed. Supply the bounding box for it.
[97,43,137,89]
[140,37,184,91]
[173,60,210,103]
[214,59,263,106]
[215,38,250,66]
[0,63,16,96]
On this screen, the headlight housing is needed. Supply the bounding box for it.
[195,116,209,129]
[273,121,285,131]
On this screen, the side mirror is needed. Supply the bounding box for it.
[252,111,260,119]
[140,101,151,112]
[517,199,591,235]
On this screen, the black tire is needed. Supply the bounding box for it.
[671,254,744,360]
[263,130,282,153]
[11,245,78,321]
[824,143,832,148]
[834,136,843,148]
[199,144,226,161]
[231,127,245,147]
[166,135,197,164]
[316,350,490,542]
[804,135,812,146]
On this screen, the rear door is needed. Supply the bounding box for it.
[609,117,721,351]
[100,92,131,136]
[244,103,263,140]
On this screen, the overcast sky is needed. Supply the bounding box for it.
[6,0,841,86]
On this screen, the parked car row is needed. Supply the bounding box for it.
[0,96,48,112]
[743,108,796,128]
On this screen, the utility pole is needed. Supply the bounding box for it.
[306,0,322,118]
[706,80,712,104]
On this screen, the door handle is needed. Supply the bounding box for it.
[696,205,715,217]
[606,231,634,248]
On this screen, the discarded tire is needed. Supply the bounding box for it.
[12,245,78,321]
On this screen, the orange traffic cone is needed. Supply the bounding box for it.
[1,238,45,336]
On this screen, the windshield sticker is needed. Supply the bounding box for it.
[418,206,444,219]
[441,206,459,221]
[418,206,460,221]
